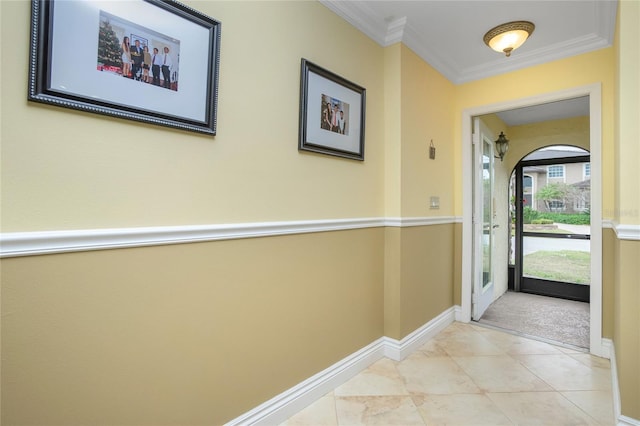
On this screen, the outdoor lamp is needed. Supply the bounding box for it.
[495,131,509,161]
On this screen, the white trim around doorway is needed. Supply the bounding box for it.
[460,83,605,358]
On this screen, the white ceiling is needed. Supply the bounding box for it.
[320,0,617,85]
[320,0,616,124]
[495,96,590,126]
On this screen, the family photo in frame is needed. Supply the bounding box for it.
[29,0,221,135]
[299,59,366,161]
[97,11,180,91]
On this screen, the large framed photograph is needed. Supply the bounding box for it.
[28,0,221,135]
[299,59,366,160]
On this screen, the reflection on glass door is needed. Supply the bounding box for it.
[482,139,493,290]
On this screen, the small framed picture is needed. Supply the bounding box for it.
[28,0,221,135]
[298,59,366,160]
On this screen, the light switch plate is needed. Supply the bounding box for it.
[430,196,440,209]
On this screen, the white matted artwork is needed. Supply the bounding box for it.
[28,0,221,135]
[299,59,366,160]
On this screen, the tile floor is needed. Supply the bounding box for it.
[281,322,614,425]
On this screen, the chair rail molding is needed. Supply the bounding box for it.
[0,216,463,258]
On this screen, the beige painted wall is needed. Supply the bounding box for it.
[399,225,455,337]
[602,228,615,339]
[613,239,640,419]
[384,225,455,340]
[1,229,385,425]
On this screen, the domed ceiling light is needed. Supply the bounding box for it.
[483,21,535,57]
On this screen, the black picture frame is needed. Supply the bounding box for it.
[28,0,221,135]
[299,59,366,160]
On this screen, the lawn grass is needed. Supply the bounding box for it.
[523,250,590,284]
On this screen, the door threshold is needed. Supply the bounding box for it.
[471,320,589,352]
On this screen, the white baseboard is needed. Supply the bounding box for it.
[226,337,386,426]
[383,307,456,361]
[620,416,640,426]
[608,339,640,426]
[225,307,456,426]
[600,338,612,359]
[454,305,464,322]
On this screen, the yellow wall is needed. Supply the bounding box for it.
[453,47,616,219]
[615,0,640,226]
[504,116,590,168]
[1,0,386,233]
[614,0,640,419]
[400,45,456,217]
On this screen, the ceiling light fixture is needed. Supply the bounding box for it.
[483,21,535,57]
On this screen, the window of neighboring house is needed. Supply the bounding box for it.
[584,163,591,179]
[548,200,565,212]
[548,165,565,180]
[523,174,534,209]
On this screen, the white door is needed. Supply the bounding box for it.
[472,118,495,320]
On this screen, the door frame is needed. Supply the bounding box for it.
[460,83,605,357]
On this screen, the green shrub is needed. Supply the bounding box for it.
[523,206,539,224]
[537,212,590,225]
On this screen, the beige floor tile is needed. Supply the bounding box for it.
[562,391,615,425]
[452,355,553,392]
[435,329,504,357]
[279,394,337,426]
[569,353,612,370]
[474,328,564,355]
[396,352,481,395]
[335,396,425,425]
[335,358,408,397]
[516,354,612,391]
[412,393,514,425]
[281,323,615,426]
[487,391,600,425]
[415,339,449,357]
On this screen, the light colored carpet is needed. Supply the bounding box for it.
[479,291,590,348]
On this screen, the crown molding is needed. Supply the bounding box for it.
[318,0,387,46]
[320,0,617,85]
[454,33,611,83]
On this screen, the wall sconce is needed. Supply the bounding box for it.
[483,21,535,57]
[494,132,509,162]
